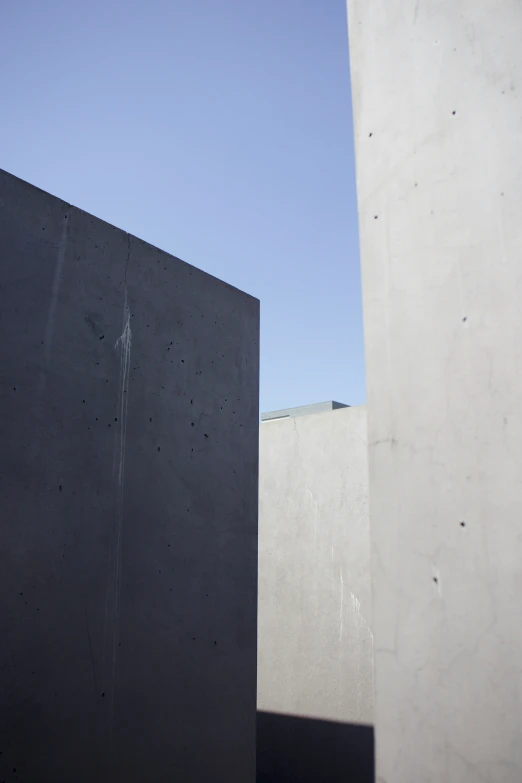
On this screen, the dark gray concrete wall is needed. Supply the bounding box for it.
[0,169,259,782]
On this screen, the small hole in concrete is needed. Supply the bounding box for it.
[99,335,104,341]
[452,110,456,115]
[433,577,438,584]
[374,215,378,219]
[460,521,466,527]
[462,316,467,322]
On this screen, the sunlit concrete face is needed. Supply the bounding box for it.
[348,2,522,781]
[257,405,372,725]
[0,168,259,783]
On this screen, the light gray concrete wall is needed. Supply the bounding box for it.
[0,169,259,782]
[348,2,522,781]
[257,406,372,726]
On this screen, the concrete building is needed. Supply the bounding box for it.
[0,169,259,782]
[261,400,349,422]
[348,2,522,781]
[257,404,373,782]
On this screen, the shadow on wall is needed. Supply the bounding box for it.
[257,711,374,783]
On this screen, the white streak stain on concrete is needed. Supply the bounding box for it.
[114,290,132,489]
[349,589,374,643]
[39,215,69,393]
[110,284,132,735]
[351,591,362,719]
[348,589,373,721]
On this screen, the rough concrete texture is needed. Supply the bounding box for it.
[257,406,372,726]
[0,169,259,782]
[348,2,522,781]
[261,401,349,422]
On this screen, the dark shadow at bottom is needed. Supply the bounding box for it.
[257,710,374,783]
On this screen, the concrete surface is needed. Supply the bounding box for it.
[257,406,372,726]
[348,2,522,781]
[261,401,349,422]
[0,168,259,782]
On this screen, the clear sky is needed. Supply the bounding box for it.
[0,0,365,414]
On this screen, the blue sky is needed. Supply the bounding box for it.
[1,0,364,414]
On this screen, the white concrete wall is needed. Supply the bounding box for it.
[348,2,522,781]
[257,406,372,725]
